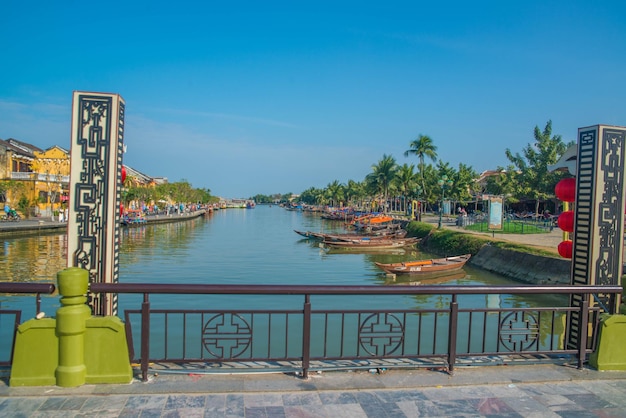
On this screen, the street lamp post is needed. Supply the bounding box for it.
[437,175,453,229]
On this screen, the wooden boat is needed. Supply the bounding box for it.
[121,210,147,227]
[374,254,471,276]
[294,229,407,241]
[320,237,420,250]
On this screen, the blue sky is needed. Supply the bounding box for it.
[1,1,625,198]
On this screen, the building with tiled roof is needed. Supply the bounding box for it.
[0,136,165,218]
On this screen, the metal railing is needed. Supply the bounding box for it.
[0,283,56,366]
[460,213,557,233]
[10,172,69,183]
[88,283,621,381]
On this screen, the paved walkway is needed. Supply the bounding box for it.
[0,211,206,237]
[1,363,626,417]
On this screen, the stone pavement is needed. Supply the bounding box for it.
[1,363,626,417]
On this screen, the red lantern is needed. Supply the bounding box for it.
[555,178,576,202]
[558,240,573,259]
[557,211,574,232]
[121,165,127,183]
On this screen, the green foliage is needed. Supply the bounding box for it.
[503,120,569,213]
[404,221,435,238]
[325,180,345,207]
[418,226,558,258]
[365,154,398,211]
[466,221,549,234]
[122,180,216,207]
[0,180,25,203]
[451,162,479,204]
[404,134,438,195]
[423,229,486,256]
[252,194,273,204]
[17,197,31,217]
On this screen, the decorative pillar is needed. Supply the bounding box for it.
[67,91,125,316]
[568,125,626,347]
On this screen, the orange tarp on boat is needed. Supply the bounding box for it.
[362,215,394,224]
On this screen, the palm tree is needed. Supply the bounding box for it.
[365,154,398,213]
[345,179,365,209]
[394,164,418,213]
[404,134,438,193]
[326,180,345,207]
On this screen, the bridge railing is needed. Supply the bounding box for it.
[0,283,56,367]
[88,283,622,381]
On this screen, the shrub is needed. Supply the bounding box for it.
[422,229,485,256]
[412,222,559,258]
[404,221,435,238]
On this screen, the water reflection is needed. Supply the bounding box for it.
[0,234,68,282]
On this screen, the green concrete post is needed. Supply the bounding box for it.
[55,267,91,387]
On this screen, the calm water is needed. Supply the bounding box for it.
[0,205,565,317]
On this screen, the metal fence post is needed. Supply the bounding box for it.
[577,295,590,369]
[302,294,311,379]
[447,294,458,374]
[141,293,151,381]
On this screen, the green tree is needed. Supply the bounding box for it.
[0,180,25,206]
[483,166,521,210]
[299,187,320,205]
[394,163,418,213]
[404,134,438,194]
[345,180,365,209]
[452,163,479,205]
[504,120,568,215]
[325,180,345,207]
[365,154,398,213]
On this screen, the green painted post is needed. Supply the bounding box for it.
[55,267,91,387]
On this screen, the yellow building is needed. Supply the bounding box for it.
[0,138,69,218]
[1,137,164,218]
[32,146,70,215]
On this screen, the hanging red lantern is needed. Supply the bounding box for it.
[557,210,574,232]
[558,240,573,259]
[555,178,576,202]
[121,165,127,183]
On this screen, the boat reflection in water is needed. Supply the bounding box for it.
[382,270,468,286]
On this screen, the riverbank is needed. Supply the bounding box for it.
[0,210,208,238]
[418,214,571,284]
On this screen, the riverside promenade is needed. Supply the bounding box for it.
[2,215,626,416]
[0,210,207,237]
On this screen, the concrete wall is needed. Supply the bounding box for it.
[470,245,571,284]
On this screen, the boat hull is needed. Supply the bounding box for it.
[374,254,471,275]
[321,237,420,250]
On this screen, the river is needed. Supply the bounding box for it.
[0,205,566,318]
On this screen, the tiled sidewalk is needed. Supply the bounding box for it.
[2,364,626,417]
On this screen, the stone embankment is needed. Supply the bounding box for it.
[470,245,570,284]
[0,210,207,237]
